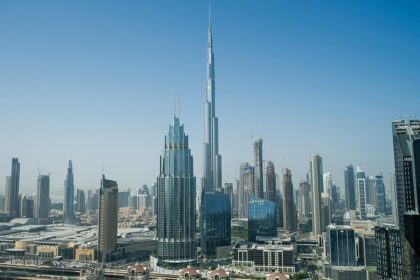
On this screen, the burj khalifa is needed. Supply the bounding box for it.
[202,6,222,192]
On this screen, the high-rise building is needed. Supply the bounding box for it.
[76,189,86,213]
[323,172,332,194]
[375,173,386,216]
[98,175,118,262]
[310,154,323,235]
[156,117,196,266]
[298,181,311,219]
[375,224,403,280]
[63,160,74,223]
[344,165,356,211]
[200,191,231,258]
[253,139,264,199]
[248,195,277,242]
[5,158,20,217]
[35,174,50,220]
[390,118,420,277]
[366,176,376,206]
[87,190,99,211]
[20,194,34,218]
[321,193,331,230]
[356,166,367,220]
[238,162,254,218]
[266,161,276,203]
[326,225,357,267]
[282,168,296,232]
[223,182,234,213]
[202,7,222,192]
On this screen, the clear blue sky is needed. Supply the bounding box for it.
[0,0,419,196]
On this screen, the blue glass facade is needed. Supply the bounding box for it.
[200,191,231,258]
[157,117,196,266]
[327,225,356,266]
[248,195,277,242]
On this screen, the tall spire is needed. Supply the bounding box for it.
[202,2,222,192]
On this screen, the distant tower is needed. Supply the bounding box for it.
[299,181,311,219]
[200,191,231,258]
[344,165,356,211]
[156,117,196,265]
[375,174,386,216]
[253,139,264,199]
[356,166,367,220]
[282,168,296,232]
[5,158,20,217]
[76,189,86,213]
[35,174,50,221]
[202,4,222,192]
[326,225,357,266]
[310,154,323,235]
[63,160,75,223]
[238,162,254,218]
[98,175,118,262]
[266,161,276,203]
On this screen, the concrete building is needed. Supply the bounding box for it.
[233,243,294,273]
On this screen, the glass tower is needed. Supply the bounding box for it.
[326,225,357,266]
[200,191,231,258]
[5,158,20,217]
[157,117,196,266]
[248,195,277,242]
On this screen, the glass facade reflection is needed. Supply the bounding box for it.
[327,225,356,266]
[200,191,231,258]
[157,117,196,266]
[248,195,277,242]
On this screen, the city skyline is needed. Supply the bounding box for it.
[1,1,420,194]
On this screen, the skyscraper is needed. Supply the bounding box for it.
[375,173,386,216]
[344,165,356,211]
[5,158,20,217]
[238,162,254,218]
[266,161,276,203]
[200,191,231,258]
[356,166,367,220]
[323,172,332,194]
[310,154,323,235]
[253,138,264,199]
[282,168,296,232]
[98,175,118,262]
[157,117,196,266]
[202,7,222,192]
[35,174,50,220]
[63,160,74,223]
[390,118,420,277]
[298,181,311,219]
[76,188,86,213]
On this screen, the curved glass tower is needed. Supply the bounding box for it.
[157,117,196,266]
